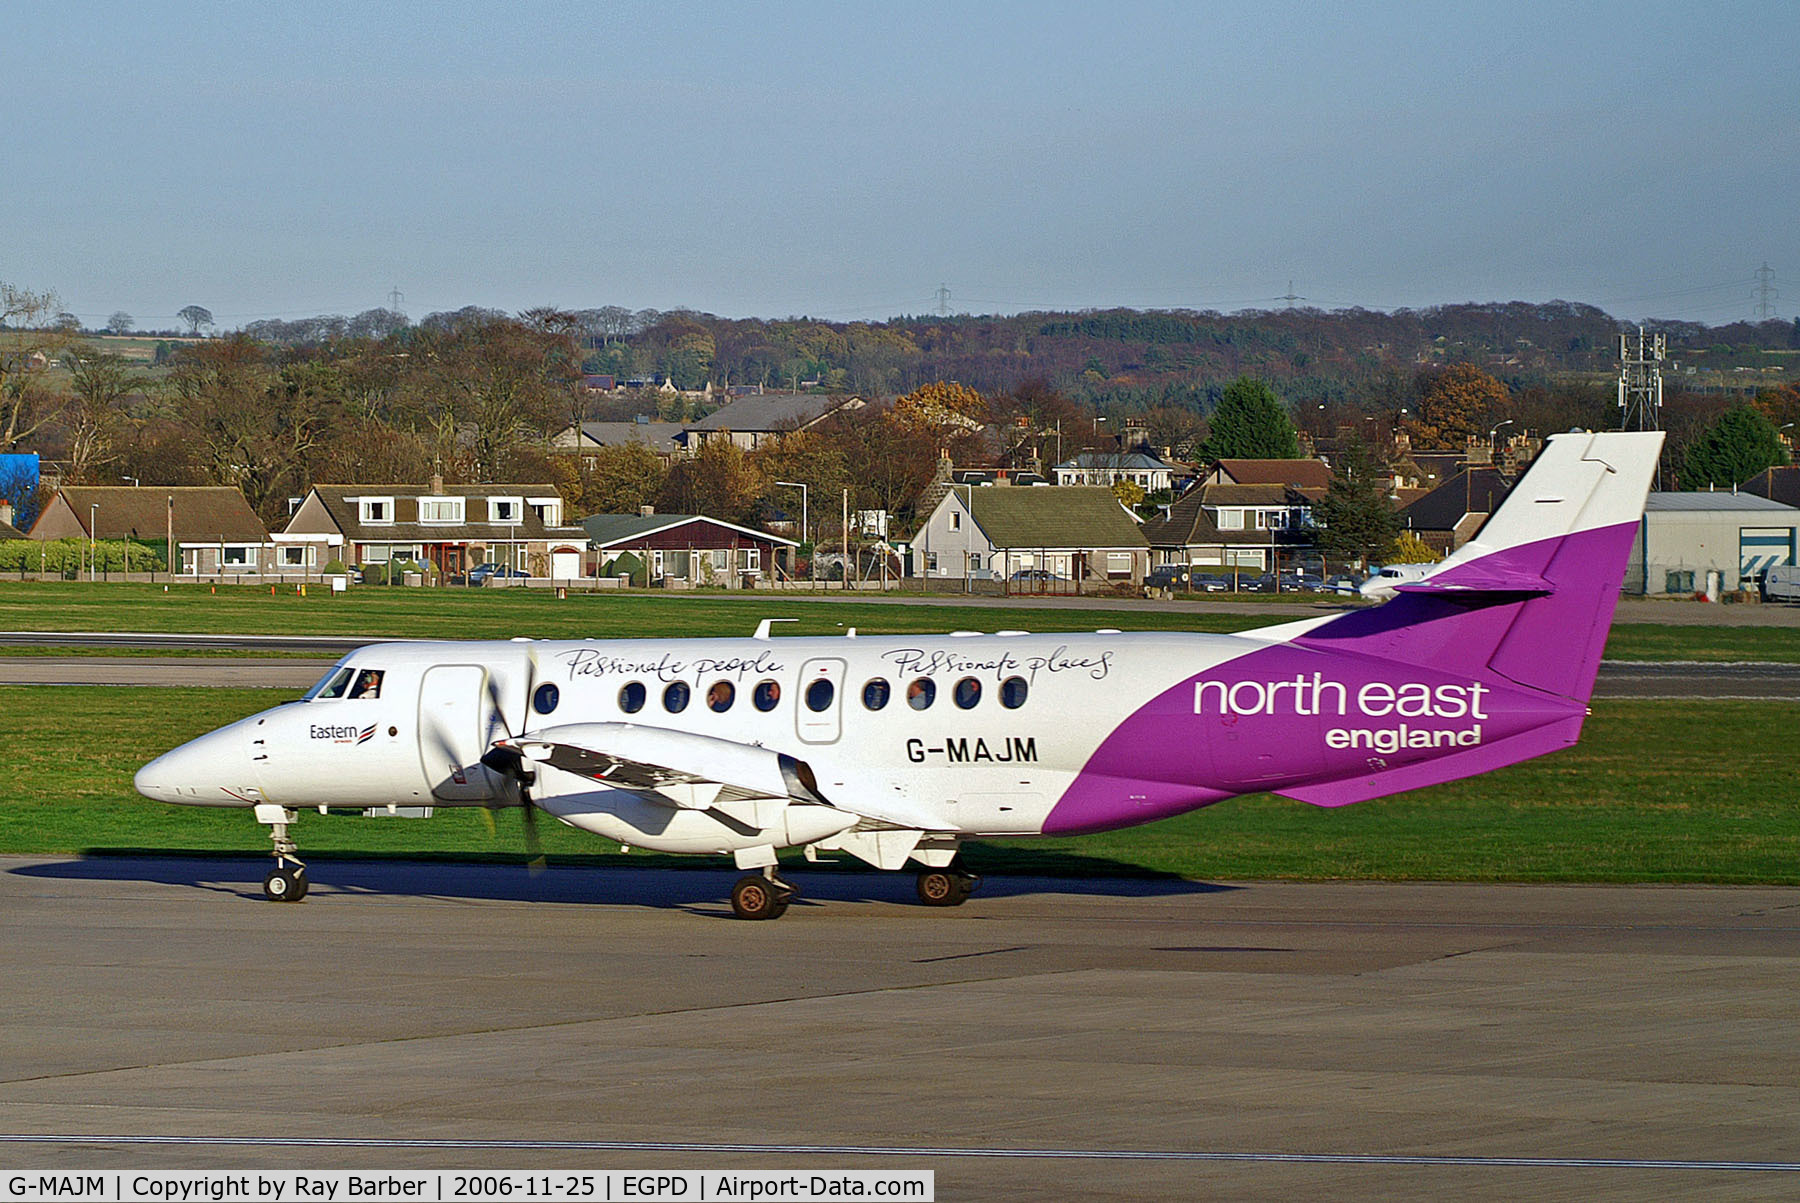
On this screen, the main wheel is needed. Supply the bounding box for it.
[731,874,789,920]
[916,869,970,907]
[263,867,304,902]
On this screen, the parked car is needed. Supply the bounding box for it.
[1009,568,1067,583]
[1288,572,1326,592]
[466,562,529,586]
[1239,573,1281,593]
[1188,573,1231,592]
[1324,573,1365,595]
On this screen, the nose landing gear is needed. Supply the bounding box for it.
[255,804,309,902]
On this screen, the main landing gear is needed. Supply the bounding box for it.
[916,863,979,907]
[731,867,797,920]
[256,805,308,902]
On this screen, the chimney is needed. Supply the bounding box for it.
[429,472,445,494]
[0,500,12,527]
[639,505,655,517]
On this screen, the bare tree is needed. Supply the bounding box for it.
[0,282,77,452]
[106,312,134,335]
[177,305,214,336]
[61,348,142,481]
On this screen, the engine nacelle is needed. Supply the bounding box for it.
[536,786,857,855]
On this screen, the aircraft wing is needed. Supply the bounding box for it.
[498,721,953,834]
[501,722,826,811]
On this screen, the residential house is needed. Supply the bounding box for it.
[684,393,866,451]
[1202,458,1332,500]
[1052,450,1177,493]
[1394,466,1516,556]
[1140,482,1315,573]
[278,478,589,580]
[1740,465,1800,509]
[911,485,1149,585]
[551,417,687,465]
[29,486,274,574]
[582,511,795,589]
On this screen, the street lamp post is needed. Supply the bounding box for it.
[775,481,809,582]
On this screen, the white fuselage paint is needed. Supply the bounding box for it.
[137,630,1261,842]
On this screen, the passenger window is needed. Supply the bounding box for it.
[307,666,354,700]
[533,682,560,715]
[862,678,891,710]
[664,681,691,713]
[907,678,936,710]
[349,669,384,700]
[805,678,835,712]
[753,680,781,711]
[953,677,980,709]
[708,681,735,712]
[1000,676,1029,709]
[619,681,646,713]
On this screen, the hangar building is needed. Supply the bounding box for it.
[1624,492,1800,595]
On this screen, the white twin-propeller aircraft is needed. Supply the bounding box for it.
[137,431,1662,918]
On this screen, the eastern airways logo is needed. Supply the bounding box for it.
[311,723,377,745]
[1195,673,1492,754]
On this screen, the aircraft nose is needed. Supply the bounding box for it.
[135,729,244,804]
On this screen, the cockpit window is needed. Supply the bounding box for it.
[349,669,384,699]
[305,666,354,701]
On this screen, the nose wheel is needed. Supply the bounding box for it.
[255,804,309,902]
[264,864,308,901]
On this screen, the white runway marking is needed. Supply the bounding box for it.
[3,1134,1797,1173]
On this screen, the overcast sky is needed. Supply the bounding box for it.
[8,1,1795,329]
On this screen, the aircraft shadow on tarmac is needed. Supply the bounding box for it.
[11,853,1236,910]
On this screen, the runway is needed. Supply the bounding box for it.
[3,858,1797,1200]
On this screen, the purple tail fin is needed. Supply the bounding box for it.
[1293,431,1662,704]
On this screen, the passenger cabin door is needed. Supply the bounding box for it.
[418,664,500,801]
[796,657,846,744]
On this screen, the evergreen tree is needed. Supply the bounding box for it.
[1679,405,1789,489]
[1198,376,1299,462]
[1314,440,1399,568]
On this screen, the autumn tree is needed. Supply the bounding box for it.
[1196,376,1299,463]
[832,409,940,521]
[657,437,763,524]
[893,380,988,434]
[579,442,669,515]
[406,316,579,481]
[1408,363,1509,449]
[1679,405,1789,489]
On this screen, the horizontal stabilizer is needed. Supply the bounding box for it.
[1393,573,1552,602]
